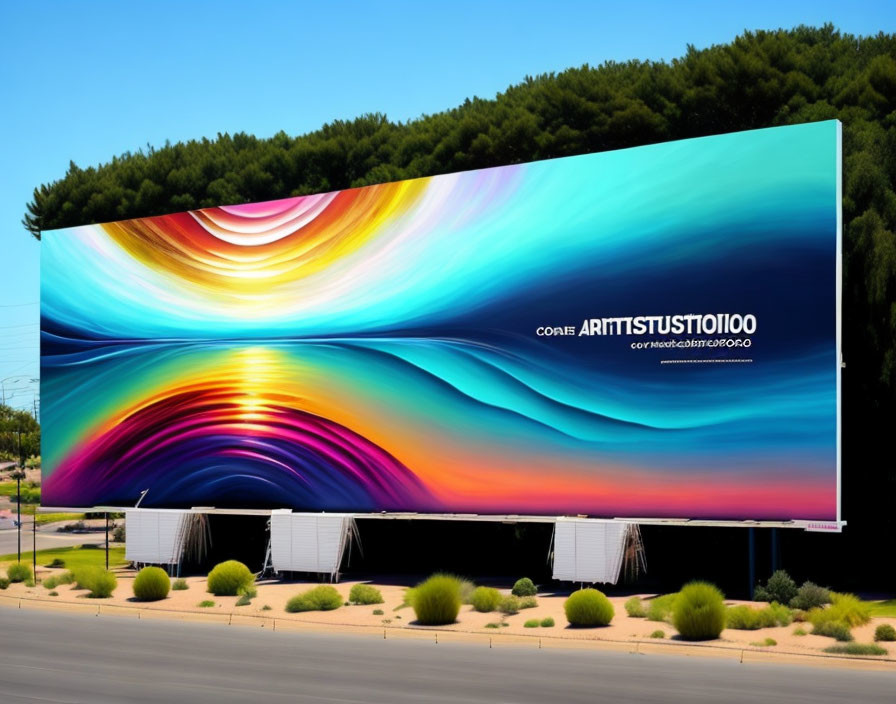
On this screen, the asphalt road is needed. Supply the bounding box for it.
[1,609,893,703]
[0,525,102,556]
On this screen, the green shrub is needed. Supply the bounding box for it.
[24,578,35,588]
[753,570,798,605]
[511,577,537,597]
[372,608,384,615]
[172,578,188,591]
[789,581,830,610]
[48,590,58,596]
[498,595,521,615]
[826,593,872,627]
[238,584,258,599]
[235,594,251,607]
[7,562,32,583]
[540,617,555,627]
[484,622,500,629]
[873,624,896,642]
[793,627,807,636]
[750,637,777,647]
[726,605,762,630]
[792,608,807,622]
[624,596,647,617]
[519,596,537,609]
[524,619,539,628]
[285,585,343,613]
[47,558,65,568]
[650,629,665,639]
[57,571,75,585]
[458,578,476,605]
[812,620,854,641]
[349,584,384,605]
[564,588,614,627]
[470,586,501,612]
[132,567,170,601]
[411,574,461,625]
[646,593,678,622]
[0,577,9,590]
[261,604,271,611]
[79,568,117,598]
[672,581,725,641]
[763,602,793,627]
[823,643,887,656]
[43,576,59,590]
[206,560,254,596]
[198,600,215,608]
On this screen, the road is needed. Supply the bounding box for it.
[0,525,103,556]
[0,608,893,703]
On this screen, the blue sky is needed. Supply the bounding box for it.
[0,0,892,416]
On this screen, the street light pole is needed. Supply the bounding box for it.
[16,471,21,563]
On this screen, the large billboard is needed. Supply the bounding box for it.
[41,121,841,522]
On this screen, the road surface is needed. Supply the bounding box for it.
[0,608,893,703]
[0,524,103,556]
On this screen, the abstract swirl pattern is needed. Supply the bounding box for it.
[41,121,840,520]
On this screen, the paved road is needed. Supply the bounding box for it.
[0,525,103,556]
[0,608,893,703]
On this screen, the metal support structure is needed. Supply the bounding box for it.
[16,473,21,563]
[748,527,756,599]
[32,505,36,575]
[105,513,110,570]
[770,527,779,573]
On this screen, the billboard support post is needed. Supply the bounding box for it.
[748,527,756,599]
[105,512,109,571]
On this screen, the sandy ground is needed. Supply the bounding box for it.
[1,565,894,671]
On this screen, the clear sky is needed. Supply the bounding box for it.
[0,0,892,416]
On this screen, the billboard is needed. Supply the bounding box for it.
[41,121,841,522]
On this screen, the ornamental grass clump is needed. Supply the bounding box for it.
[646,593,678,622]
[511,578,537,597]
[823,643,887,656]
[75,567,117,598]
[7,562,32,583]
[206,560,254,596]
[672,581,725,641]
[470,586,502,613]
[811,620,854,642]
[874,624,896,642]
[349,584,384,605]
[285,585,343,613]
[625,597,647,618]
[564,588,614,627]
[410,574,462,625]
[132,566,170,601]
[498,595,521,615]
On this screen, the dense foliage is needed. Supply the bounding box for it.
[132,566,171,601]
[754,570,799,605]
[206,560,254,596]
[511,577,537,597]
[672,582,726,640]
[348,583,384,605]
[285,585,342,612]
[564,588,614,626]
[470,586,502,612]
[410,574,462,625]
[18,27,896,580]
[0,404,40,465]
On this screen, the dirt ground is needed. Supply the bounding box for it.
[1,565,894,671]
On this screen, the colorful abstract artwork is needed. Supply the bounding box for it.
[41,121,841,520]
